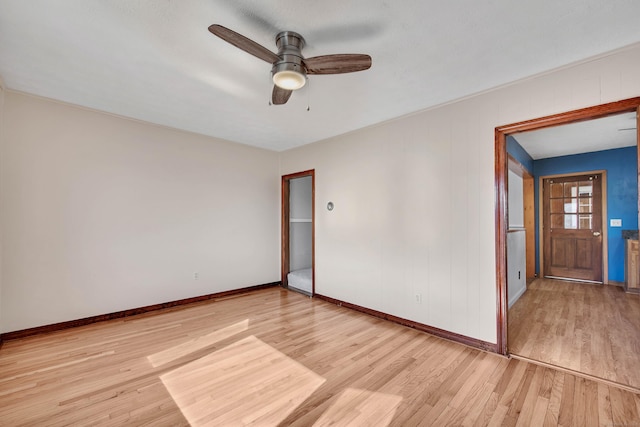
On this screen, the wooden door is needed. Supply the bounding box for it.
[543,173,603,282]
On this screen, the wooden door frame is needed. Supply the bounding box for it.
[508,154,536,280]
[281,170,315,294]
[495,97,640,355]
[538,170,608,282]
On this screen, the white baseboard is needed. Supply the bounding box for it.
[508,285,527,308]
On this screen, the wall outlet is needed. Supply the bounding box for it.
[415,293,422,303]
[193,272,199,280]
[610,219,622,227]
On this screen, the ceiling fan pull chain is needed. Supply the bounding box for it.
[306,78,311,112]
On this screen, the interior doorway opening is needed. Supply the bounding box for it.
[281,170,315,296]
[495,97,640,352]
[495,97,640,390]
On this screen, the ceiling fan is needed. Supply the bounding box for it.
[208,24,372,105]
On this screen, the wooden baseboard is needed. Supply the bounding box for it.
[314,294,498,354]
[0,282,281,341]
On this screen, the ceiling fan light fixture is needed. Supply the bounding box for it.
[272,63,306,90]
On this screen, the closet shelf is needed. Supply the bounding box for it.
[290,218,312,223]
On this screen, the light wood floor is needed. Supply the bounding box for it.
[509,278,640,391]
[1,287,639,426]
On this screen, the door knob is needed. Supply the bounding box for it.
[593,231,601,236]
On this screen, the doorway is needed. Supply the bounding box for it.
[495,97,640,390]
[495,97,640,355]
[542,172,604,283]
[281,170,315,296]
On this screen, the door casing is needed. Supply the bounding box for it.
[281,170,315,293]
[494,97,640,356]
[538,171,608,283]
[539,171,607,283]
[508,154,536,280]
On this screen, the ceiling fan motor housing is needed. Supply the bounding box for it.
[271,31,307,88]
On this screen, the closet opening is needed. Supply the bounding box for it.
[281,170,315,296]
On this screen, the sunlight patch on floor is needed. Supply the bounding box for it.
[147,319,249,367]
[312,388,403,427]
[160,335,325,426]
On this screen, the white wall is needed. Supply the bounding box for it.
[0,92,280,333]
[507,231,527,308]
[279,43,640,344]
[0,77,5,334]
[289,176,313,271]
[507,170,527,306]
[508,170,524,229]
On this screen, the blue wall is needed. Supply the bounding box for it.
[533,146,638,282]
[507,136,534,173]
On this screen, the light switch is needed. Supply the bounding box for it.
[610,219,622,227]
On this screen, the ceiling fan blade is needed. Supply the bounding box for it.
[208,24,280,64]
[304,54,372,75]
[272,85,292,105]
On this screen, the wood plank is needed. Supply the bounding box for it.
[509,278,640,390]
[0,287,638,425]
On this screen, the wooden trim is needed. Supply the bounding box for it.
[315,293,499,354]
[507,153,536,279]
[524,176,535,279]
[0,282,280,341]
[542,173,604,282]
[281,170,315,294]
[537,170,607,180]
[602,173,609,282]
[311,173,316,295]
[537,170,608,283]
[507,153,533,178]
[281,175,291,287]
[495,96,640,357]
[495,130,508,355]
[537,175,545,278]
[497,97,640,134]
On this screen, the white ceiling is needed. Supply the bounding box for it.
[513,112,638,160]
[1,1,640,151]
